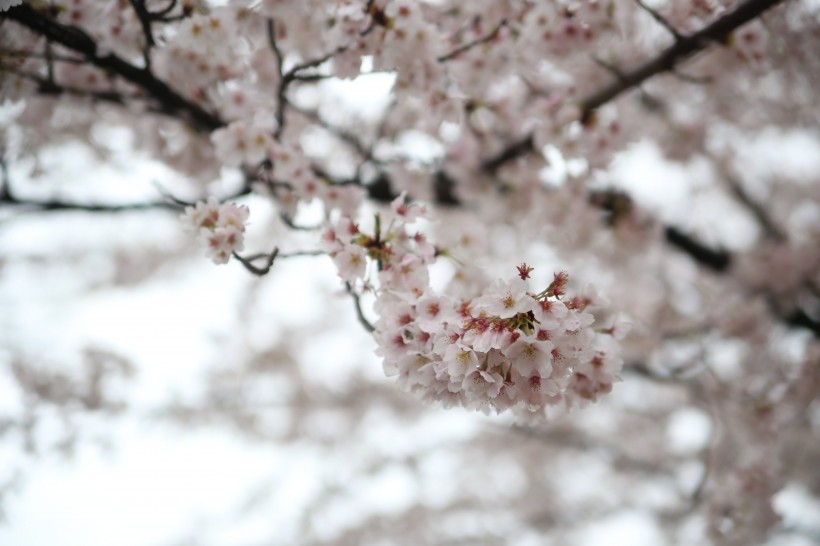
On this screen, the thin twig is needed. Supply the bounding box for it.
[128,0,155,69]
[284,46,347,79]
[633,0,683,39]
[5,4,223,132]
[266,19,287,138]
[581,0,784,119]
[671,68,713,84]
[346,282,375,333]
[233,247,279,276]
[437,18,507,62]
[279,212,322,232]
[718,165,785,241]
[148,0,178,18]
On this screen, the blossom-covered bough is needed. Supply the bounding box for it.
[2,0,819,543]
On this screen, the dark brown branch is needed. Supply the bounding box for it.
[723,172,785,241]
[233,248,324,275]
[285,46,347,79]
[664,226,731,272]
[0,181,252,214]
[149,0,178,19]
[4,4,223,133]
[128,0,156,69]
[0,64,131,105]
[0,194,182,213]
[266,19,287,138]
[482,134,534,173]
[233,248,279,276]
[633,0,683,39]
[580,0,785,120]
[479,0,786,169]
[267,18,352,138]
[784,306,820,337]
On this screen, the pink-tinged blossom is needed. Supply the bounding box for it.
[181,197,221,231]
[415,292,455,333]
[503,336,555,378]
[203,226,244,265]
[373,260,623,421]
[462,369,504,400]
[332,246,367,283]
[533,299,569,330]
[391,191,430,224]
[442,343,479,380]
[181,199,249,265]
[474,277,536,319]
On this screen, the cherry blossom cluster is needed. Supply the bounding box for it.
[181,197,249,265]
[375,266,624,420]
[319,192,624,420]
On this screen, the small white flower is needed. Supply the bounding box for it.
[475,278,536,319]
[181,198,249,265]
[333,245,367,282]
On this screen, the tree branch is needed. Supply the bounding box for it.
[346,282,375,333]
[233,248,279,276]
[437,18,508,63]
[128,0,156,69]
[3,4,223,133]
[663,226,731,272]
[479,0,786,168]
[579,0,784,121]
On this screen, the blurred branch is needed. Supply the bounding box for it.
[0,63,131,105]
[714,165,786,241]
[127,0,157,69]
[234,248,279,276]
[235,245,324,276]
[783,307,820,337]
[633,0,683,39]
[3,3,223,132]
[346,282,375,333]
[479,0,785,167]
[664,226,731,272]
[437,18,508,62]
[0,176,252,214]
[579,0,784,121]
[267,18,349,139]
[0,193,182,213]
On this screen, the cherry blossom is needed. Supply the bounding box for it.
[181,198,249,264]
[2,1,819,542]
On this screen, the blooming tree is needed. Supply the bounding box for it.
[1,0,819,544]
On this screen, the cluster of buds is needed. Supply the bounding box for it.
[181,197,249,264]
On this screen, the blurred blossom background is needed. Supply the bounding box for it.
[1,2,820,544]
[2,96,819,544]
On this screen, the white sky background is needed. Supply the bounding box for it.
[2,75,820,546]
